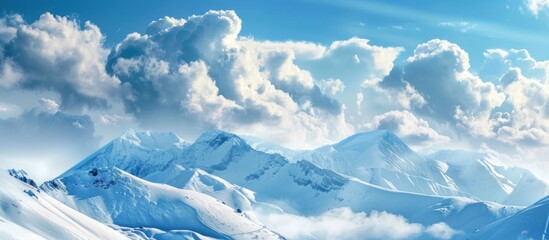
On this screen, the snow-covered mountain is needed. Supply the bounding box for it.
[247,130,548,206]
[0,170,128,240]
[5,128,545,239]
[431,150,549,206]
[469,195,549,240]
[42,167,282,239]
[290,130,463,197]
[168,131,523,232]
[57,129,522,236]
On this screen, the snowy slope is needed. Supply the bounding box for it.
[145,166,260,221]
[469,195,549,240]
[0,170,128,240]
[42,167,282,240]
[431,150,549,206]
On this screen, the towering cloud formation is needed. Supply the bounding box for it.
[105,10,397,147]
[0,13,120,111]
[381,39,505,132]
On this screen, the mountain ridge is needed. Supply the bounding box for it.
[4,128,546,239]
[47,129,523,234]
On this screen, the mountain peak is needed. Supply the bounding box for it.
[333,129,406,151]
[60,129,189,178]
[119,128,187,149]
[195,129,250,150]
[196,129,234,141]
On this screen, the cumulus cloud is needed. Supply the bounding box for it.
[0,10,407,149]
[371,41,549,152]
[106,10,359,147]
[257,46,342,115]
[256,207,460,240]
[526,0,549,16]
[257,208,423,240]
[425,222,460,240]
[0,13,121,111]
[0,103,99,182]
[481,48,549,83]
[297,37,403,116]
[475,49,549,148]
[300,37,402,85]
[359,76,426,118]
[38,98,60,113]
[496,67,549,147]
[365,110,450,148]
[380,39,505,138]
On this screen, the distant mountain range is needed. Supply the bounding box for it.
[2,129,548,239]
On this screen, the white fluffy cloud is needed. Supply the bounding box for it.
[106,10,359,147]
[38,98,59,113]
[0,10,407,149]
[298,37,403,113]
[526,0,549,16]
[496,67,549,146]
[315,37,402,78]
[359,77,426,119]
[380,39,505,138]
[369,41,549,152]
[474,49,549,148]
[365,110,450,148]
[425,222,460,240]
[256,207,460,240]
[481,48,549,83]
[0,13,120,110]
[258,208,423,240]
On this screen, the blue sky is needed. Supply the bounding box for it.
[4,0,549,67]
[1,0,549,182]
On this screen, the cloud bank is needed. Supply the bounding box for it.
[0,13,120,111]
[256,207,461,240]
